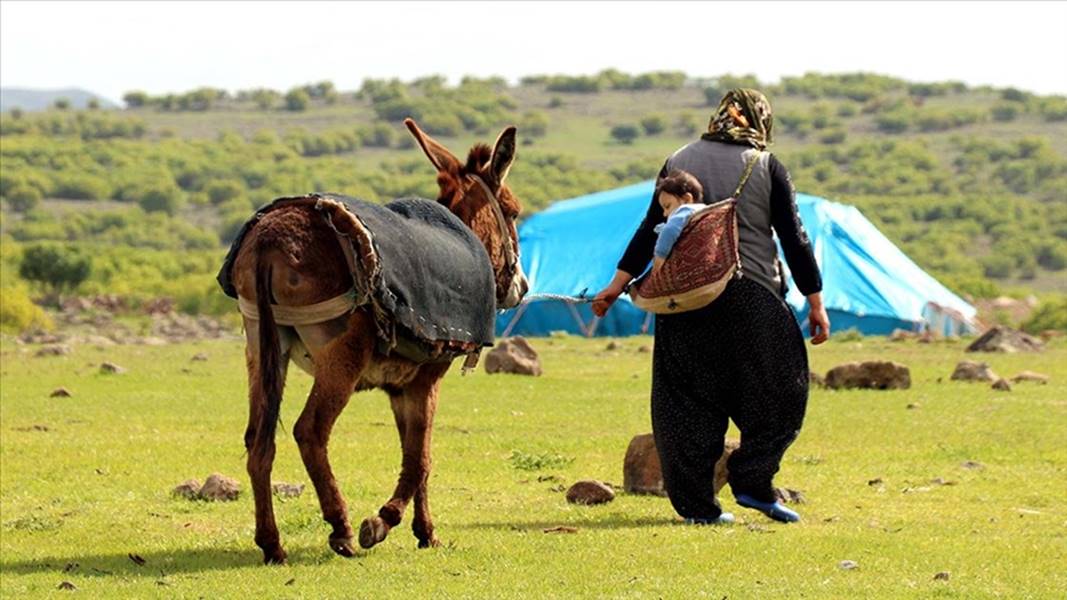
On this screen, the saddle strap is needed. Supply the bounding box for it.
[238,288,359,326]
[732,151,763,199]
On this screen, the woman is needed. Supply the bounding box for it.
[592,89,830,525]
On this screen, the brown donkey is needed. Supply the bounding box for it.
[229,119,528,563]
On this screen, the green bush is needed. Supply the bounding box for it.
[0,284,54,333]
[19,243,91,294]
[123,91,149,107]
[135,184,184,215]
[519,112,549,138]
[1020,296,1067,333]
[991,103,1020,122]
[205,180,245,205]
[285,88,310,112]
[609,124,640,145]
[640,114,667,135]
[51,173,111,200]
[5,186,42,213]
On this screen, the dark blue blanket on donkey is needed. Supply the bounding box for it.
[217,194,496,361]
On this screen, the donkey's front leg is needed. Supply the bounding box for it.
[293,317,372,558]
[360,363,448,549]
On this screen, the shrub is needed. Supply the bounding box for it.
[548,96,564,109]
[53,98,71,110]
[5,186,42,212]
[819,128,847,144]
[991,103,1020,122]
[1021,296,1067,333]
[18,243,91,294]
[135,184,184,215]
[640,114,667,135]
[51,173,111,200]
[205,180,245,205]
[285,88,310,111]
[0,284,54,333]
[875,112,910,133]
[610,124,640,145]
[520,111,549,138]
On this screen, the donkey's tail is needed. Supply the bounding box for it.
[254,249,283,456]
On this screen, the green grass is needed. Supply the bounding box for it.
[1,335,1065,598]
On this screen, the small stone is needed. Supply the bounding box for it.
[100,362,126,374]
[839,560,859,570]
[933,571,950,581]
[605,341,620,351]
[191,353,209,362]
[867,478,884,486]
[58,581,77,591]
[950,361,998,382]
[36,344,71,357]
[50,387,72,398]
[565,480,615,505]
[199,473,240,501]
[961,460,984,470]
[991,378,1012,391]
[172,479,202,500]
[825,361,910,390]
[637,345,651,354]
[272,482,305,498]
[906,403,921,410]
[1010,371,1049,384]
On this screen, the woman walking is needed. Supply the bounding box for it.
[593,89,830,524]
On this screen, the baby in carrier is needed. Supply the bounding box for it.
[652,169,705,271]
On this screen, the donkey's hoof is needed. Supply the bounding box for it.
[417,536,441,549]
[358,516,389,549]
[262,546,288,565]
[329,536,357,558]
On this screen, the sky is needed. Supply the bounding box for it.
[2,1,1066,102]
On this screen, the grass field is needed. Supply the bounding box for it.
[1,334,1065,598]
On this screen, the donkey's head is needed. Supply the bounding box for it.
[404,118,529,309]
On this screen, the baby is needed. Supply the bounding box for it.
[652,169,705,271]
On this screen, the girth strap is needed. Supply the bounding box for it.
[238,288,359,326]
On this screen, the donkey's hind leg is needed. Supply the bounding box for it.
[243,321,293,564]
[360,363,449,549]
[292,312,373,557]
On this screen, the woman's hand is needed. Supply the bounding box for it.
[807,292,830,345]
[591,270,633,317]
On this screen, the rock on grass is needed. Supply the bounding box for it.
[565,480,615,505]
[199,473,240,501]
[100,361,126,374]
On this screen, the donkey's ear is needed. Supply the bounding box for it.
[489,125,517,187]
[405,118,461,174]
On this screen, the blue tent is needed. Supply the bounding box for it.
[496,180,977,338]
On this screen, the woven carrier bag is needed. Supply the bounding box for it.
[630,152,761,314]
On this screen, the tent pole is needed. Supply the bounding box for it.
[566,302,591,337]
[501,302,530,338]
[641,311,653,334]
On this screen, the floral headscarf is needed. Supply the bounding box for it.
[702,88,774,150]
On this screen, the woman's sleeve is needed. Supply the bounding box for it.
[617,161,670,277]
[769,155,823,295]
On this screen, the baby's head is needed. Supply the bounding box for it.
[655,169,703,217]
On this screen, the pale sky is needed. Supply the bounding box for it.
[2,1,1066,102]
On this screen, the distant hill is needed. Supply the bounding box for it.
[0,87,118,111]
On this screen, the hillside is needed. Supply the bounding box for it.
[1,72,1065,330]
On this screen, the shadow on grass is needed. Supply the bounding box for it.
[459,514,681,531]
[0,546,286,578]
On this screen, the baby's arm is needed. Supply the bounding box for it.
[653,207,694,262]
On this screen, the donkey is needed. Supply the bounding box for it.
[229,119,528,563]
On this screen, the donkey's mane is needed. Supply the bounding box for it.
[464,144,493,175]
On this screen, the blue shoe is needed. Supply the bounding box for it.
[684,512,735,525]
[734,493,800,523]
